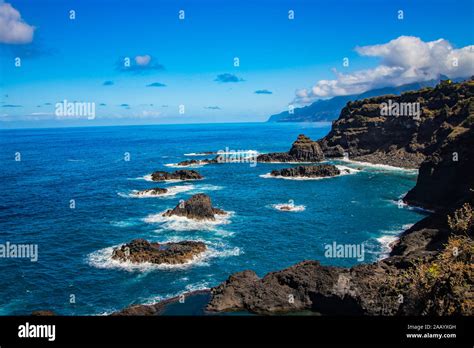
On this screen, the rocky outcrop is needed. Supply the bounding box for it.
[163,193,226,221]
[112,290,210,316]
[134,187,168,196]
[206,259,399,315]
[270,164,342,178]
[320,79,474,168]
[177,158,218,166]
[150,169,203,181]
[112,239,206,265]
[257,134,324,162]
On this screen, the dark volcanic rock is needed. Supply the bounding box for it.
[150,169,203,181]
[177,158,218,166]
[112,239,206,265]
[404,126,474,211]
[321,79,474,168]
[207,259,399,315]
[163,193,226,221]
[206,206,472,315]
[134,187,168,196]
[319,143,345,158]
[257,134,324,163]
[270,164,341,178]
[112,290,211,316]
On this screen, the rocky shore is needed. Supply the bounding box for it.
[270,164,342,178]
[163,193,226,221]
[150,169,203,181]
[204,79,474,316]
[112,239,206,265]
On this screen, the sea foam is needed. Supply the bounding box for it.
[144,210,233,232]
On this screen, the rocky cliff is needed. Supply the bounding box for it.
[320,79,474,169]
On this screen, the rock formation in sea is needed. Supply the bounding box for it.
[205,79,474,316]
[150,169,203,181]
[177,158,218,166]
[112,239,206,265]
[134,187,168,196]
[162,193,226,221]
[270,164,342,178]
[257,134,326,162]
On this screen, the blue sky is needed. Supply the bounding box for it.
[0,0,473,128]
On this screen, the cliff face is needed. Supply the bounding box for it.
[403,125,474,211]
[206,79,474,316]
[320,79,474,169]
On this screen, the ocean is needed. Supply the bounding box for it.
[0,122,426,315]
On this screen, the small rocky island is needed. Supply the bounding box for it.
[270,164,344,178]
[150,169,203,181]
[176,158,218,166]
[257,134,344,163]
[134,187,168,196]
[163,193,226,221]
[112,239,206,265]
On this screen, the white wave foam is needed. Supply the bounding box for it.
[339,159,418,174]
[375,223,414,260]
[270,203,306,212]
[376,235,399,259]
[87,240,241,273]
[191,184,223,192]
[184,152,215,156]
[165,162,206,168]
[126,185,195,198]
[144,210,233,231]
[110,220,139,228]
[391,198,435,213]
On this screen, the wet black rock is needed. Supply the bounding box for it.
[150,169,203,181]
[163,193,226,221]
[270,164,341,178]
[112,239,207,265]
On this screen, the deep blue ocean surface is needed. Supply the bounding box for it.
[0,122,426,315]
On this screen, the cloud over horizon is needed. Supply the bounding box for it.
[294,36,474,104]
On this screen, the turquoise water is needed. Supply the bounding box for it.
[0,122,425,315]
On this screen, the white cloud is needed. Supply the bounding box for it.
[294,36,474,104]
[0,1,35,44]
[135,54,151,66]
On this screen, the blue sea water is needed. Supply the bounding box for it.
[0,122,426,315]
